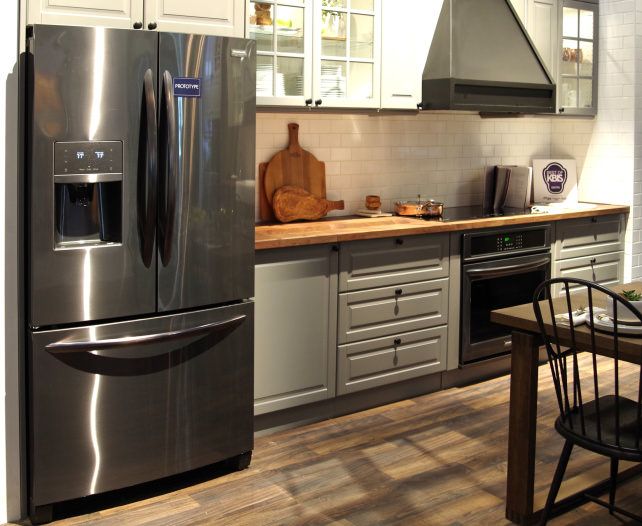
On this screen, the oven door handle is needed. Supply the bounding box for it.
[466,257,550,279]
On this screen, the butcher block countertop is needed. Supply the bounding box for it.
[255,204,629,250]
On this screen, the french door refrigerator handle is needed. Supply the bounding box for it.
[138,68,158,268]
[45,315,246,353]
[159,70,177,267]
[466,257,550,279]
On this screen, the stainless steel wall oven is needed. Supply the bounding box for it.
[460,225,551,365]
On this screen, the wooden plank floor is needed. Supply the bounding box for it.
[11,355,642,526]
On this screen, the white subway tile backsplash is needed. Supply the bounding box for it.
[256,112,551,217]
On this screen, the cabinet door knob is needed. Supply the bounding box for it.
[591,216,598,223]
[417,102,424,110]
[331,244,339,252]
[394,338,402,346]
[559,107,565,113]
[395,288,403,296]
[305,98,313,107]
[148,21,158,30]
[133,21,143,29]
[590,257,597,265]
[315,99,322,107]
[395,238,404,245]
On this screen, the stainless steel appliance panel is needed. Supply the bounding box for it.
[29,301,253,508]
[157,34,256,312]
[28,25,158,327]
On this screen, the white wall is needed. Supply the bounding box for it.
[1,0,21,522]
[634,0,642,279]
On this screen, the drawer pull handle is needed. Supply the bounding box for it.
[395,238,404,245]
[394,338,402,346]
[395,288,403,296]
[591,217,598,223]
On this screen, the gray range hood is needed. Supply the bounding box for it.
[420,0,556,113]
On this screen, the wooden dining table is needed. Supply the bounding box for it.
[490,282,642,525]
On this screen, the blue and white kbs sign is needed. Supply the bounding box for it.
[173,77,201,98]
[532,158,578,204]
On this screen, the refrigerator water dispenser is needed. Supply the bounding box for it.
[53,141,123,247]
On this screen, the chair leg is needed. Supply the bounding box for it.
[540,440,574,526]
[609,457,619,514]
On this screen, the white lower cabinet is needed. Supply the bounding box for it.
[337,326,447,396]
[553,251,624,297]
[254,245,337,415]
[336,235,449,395]
[552,214,625,296]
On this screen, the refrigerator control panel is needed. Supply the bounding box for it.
[54,141,123,175]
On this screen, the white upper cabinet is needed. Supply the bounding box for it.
[26,0,245,36]
[247,0,314,107]
[558,0,598,115]
[248,0,381,109]
[313,0,381,109]
[380,0,437,110]
[510,0,528,23]
[27,0,142,28]
[509,0,558,80]
[529,0,558,82]
[145,0,244,36]
[510,0,598,115]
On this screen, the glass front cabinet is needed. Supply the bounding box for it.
[559,0,598,115]
[246,0,381,108]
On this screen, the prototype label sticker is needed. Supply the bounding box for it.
[173,77,201,98]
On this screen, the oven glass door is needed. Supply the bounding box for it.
[461,252,550,365]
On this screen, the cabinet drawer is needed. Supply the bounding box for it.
[555,214,624,260]
[553,251,624,297]
[338,278,448,344]
[337,326,447,395]
[339,234,449,292]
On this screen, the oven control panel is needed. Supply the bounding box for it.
[463,225,550,261]
[495,232,524,252]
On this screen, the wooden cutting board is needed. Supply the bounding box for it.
[263,122,326,210]
[258,163,275,221]
[272,185,344,223]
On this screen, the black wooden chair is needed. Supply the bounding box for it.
[532,277,642,525]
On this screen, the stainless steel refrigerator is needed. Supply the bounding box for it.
[25,25,255,522]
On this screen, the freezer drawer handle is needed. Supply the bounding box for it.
[45,315,246,353]
[43,315,247,376]
[159,70,177,266]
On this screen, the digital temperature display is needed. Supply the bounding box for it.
[54,141,123,175]
[73,151,105,160]
[496,233,523,251]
